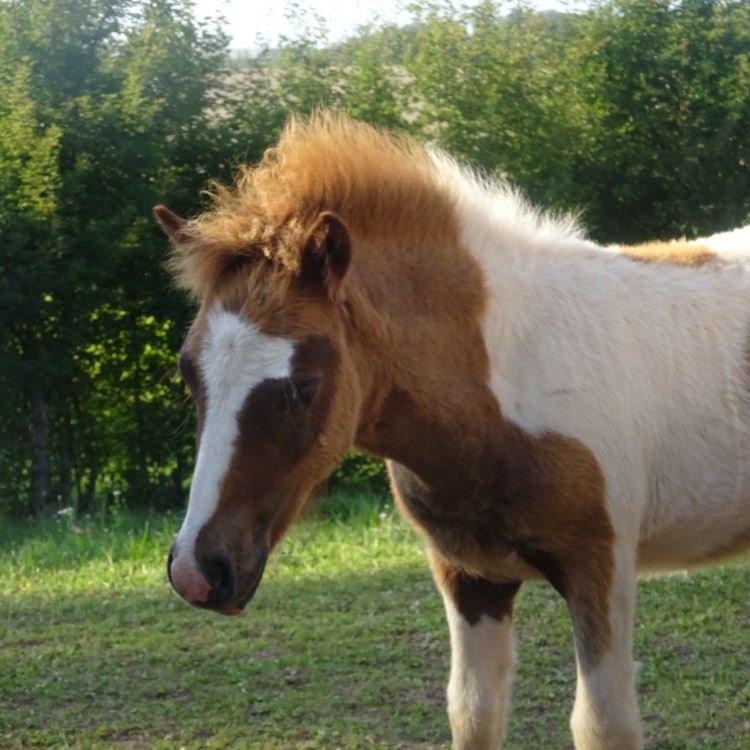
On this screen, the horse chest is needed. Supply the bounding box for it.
[388,460,543,583]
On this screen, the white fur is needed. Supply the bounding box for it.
[570,543,642,750]
[175,307,294,561]
[442,596,515,750]
[430,152,750,749]
[571,650,642,750]
[693,224,750,259]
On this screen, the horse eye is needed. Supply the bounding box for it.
[271,378,319,414]
[294,377,319,407]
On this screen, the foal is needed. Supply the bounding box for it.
[157,112,750,750]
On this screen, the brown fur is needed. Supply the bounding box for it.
[430,552,521,625]
[621,240,720,267]
[380,393,613,668]
[167,111,458,300]
[167,112,616,665]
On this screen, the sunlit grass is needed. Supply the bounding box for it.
[2,499,750,749]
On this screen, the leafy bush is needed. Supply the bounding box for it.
[328,450,391,498]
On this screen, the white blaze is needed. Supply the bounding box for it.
[176,307,295,556]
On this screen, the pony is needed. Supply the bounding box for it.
[155,111,750,750]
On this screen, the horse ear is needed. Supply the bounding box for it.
[154,205,189,243]
[300,212,351,300]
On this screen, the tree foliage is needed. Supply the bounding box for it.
[0,0,231,514]
[572,0,750,240]
[1,0,749,517]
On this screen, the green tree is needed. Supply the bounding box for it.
[0,63,62,514]
[405,1,591,209]
[570,0,750,241]
[336,23,412,129]
[0,0,230,516]
[241,9,415,136]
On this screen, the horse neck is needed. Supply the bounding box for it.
[347,232,499,477]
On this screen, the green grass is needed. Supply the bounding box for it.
[2,499,750,749]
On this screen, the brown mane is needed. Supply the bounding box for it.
[620,239,720,267]
[168,112,458,298]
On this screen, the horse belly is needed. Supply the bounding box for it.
[637,518,750,570]
[637,457,750,570]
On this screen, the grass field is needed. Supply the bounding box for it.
[2,497,750,749]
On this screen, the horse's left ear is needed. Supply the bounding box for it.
[300,212,351,300]
[153,205,189,244]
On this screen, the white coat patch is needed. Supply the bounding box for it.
[176,308,295,556]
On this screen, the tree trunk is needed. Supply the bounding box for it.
[81,465,98,513]
[30,379,51,516]
[57,379,74,507]
[58,430,72,508]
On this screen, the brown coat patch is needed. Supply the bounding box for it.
[621,240,720,267]
[380,406,614,668]
[430,552,521,625]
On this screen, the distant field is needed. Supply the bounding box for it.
[1,500,750,749]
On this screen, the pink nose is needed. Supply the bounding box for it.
[168,552,211,604]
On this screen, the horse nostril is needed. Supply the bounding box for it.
[200,554,234,606]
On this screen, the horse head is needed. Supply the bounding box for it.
[156,205,362,614]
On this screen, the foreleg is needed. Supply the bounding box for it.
[566,546,643,750]
[430,550,521,750]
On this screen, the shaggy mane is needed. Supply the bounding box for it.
[169,112,460,296]
[168,110,584,297]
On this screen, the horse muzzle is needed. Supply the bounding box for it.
[167,541,268,615]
